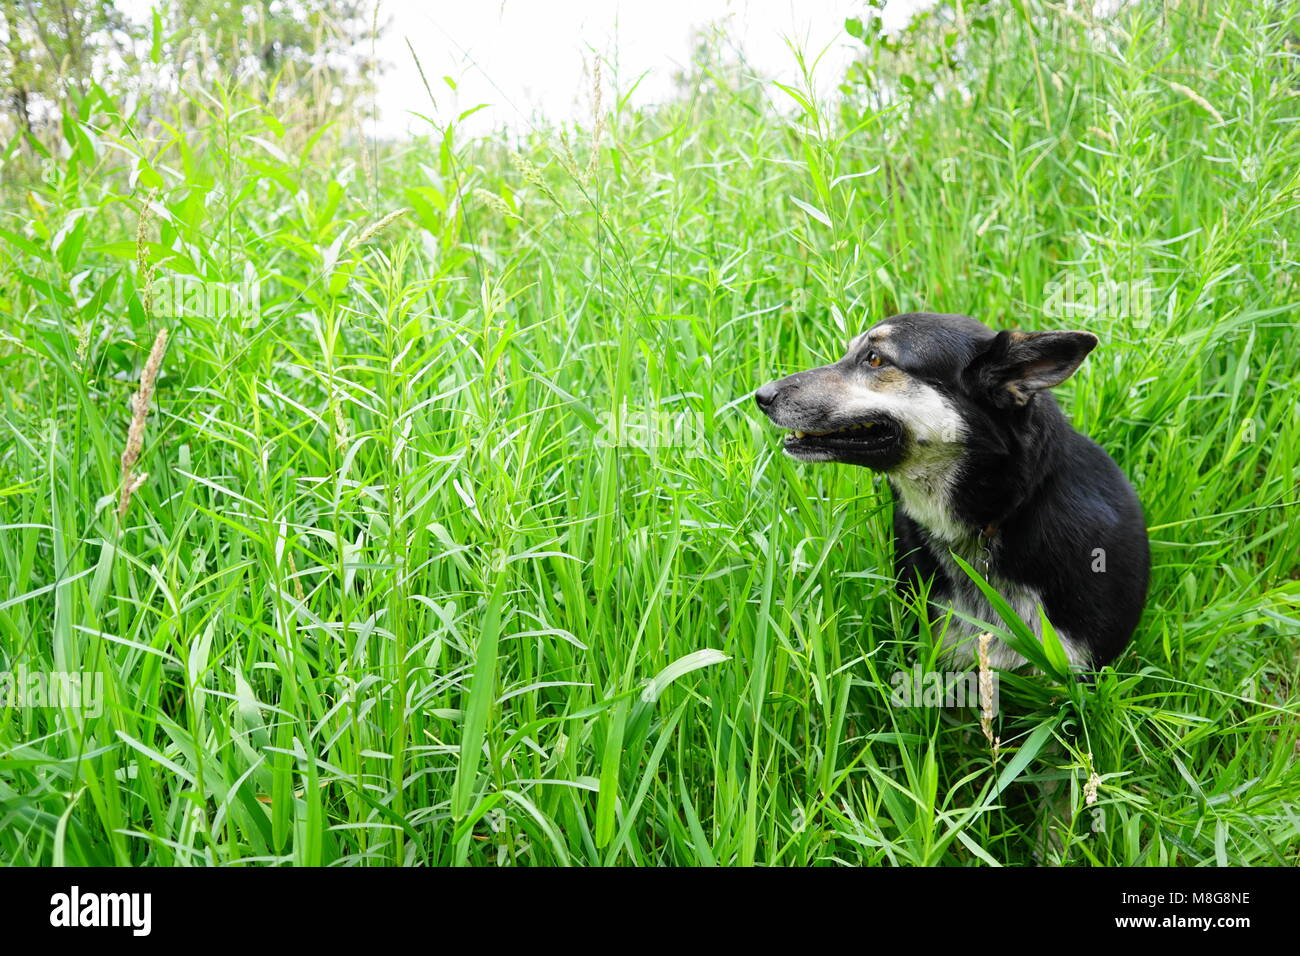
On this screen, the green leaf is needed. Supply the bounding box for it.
[789,195,832,228]
[994,720,1057,797]
[640,649,730,704]
[451,574,507,820]
[150,8,163,64]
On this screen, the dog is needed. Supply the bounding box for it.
[755,312,1149,670]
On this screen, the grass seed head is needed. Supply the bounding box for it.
[510,150,561,208]
[135,190,159,313]
[585,58,604,185]
[1168,81,1224,123]
[1084,753,1101,806]
[118,328,169,519]
[346,207,411,251]
[472,187,515,219]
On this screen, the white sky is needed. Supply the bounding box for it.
[369,0,930,138]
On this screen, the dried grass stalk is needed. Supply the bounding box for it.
[118,329,169,519]
[977,631,1000,757]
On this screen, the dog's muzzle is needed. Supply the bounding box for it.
[754,375,907,470]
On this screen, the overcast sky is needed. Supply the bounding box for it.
[369,1,930,137]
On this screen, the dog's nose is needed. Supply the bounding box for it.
[754,382,780,410]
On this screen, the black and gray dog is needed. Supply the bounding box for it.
[756,312,1149,670]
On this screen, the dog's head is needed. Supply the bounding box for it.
[754,312,1097,470]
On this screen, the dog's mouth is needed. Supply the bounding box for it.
[782,415,904,460]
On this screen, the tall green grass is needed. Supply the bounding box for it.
[0,0,1296,866]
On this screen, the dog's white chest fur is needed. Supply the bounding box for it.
[889,462,966,545]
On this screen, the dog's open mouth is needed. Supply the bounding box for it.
[783,416,902,454]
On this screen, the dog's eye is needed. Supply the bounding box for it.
[865,351,884,368]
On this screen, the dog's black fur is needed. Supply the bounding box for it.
[755,312,1149,669]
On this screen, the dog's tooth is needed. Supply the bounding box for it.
[794,431,805,439]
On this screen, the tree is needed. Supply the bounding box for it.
[0,0,134,130]
[0,0,383,134]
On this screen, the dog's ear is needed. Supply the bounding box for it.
[967,330,1098,408]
